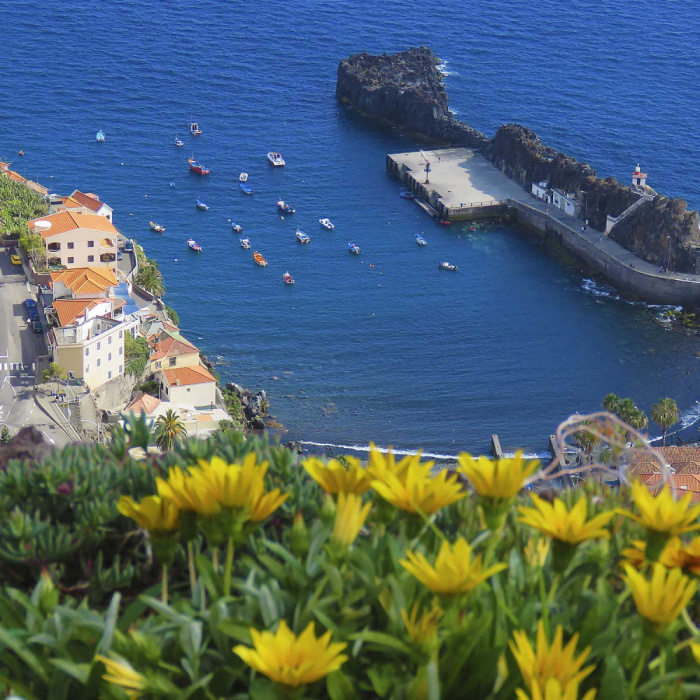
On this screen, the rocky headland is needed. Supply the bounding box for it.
[337,47,700,273]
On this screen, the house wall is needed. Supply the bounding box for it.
[44,228,117,270]
[159,377,217,408]
[150,349,200,374]
[54,345,84,380]
[82,323,126,389]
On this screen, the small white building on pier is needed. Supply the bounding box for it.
[531,181,551,202]
[551,188,581,217]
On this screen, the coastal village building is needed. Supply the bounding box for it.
[531,181,581,217]
[28,210,119,270]
[156,364,218,408]
[69,190,114,222]
[531,181,551,202]
[148,329,200,373]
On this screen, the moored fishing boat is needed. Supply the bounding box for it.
[296,229,310,244]
[415,234,427,246]
[283,272,295,285]
[439,261,458,271]
[149,221,166,233]
[253,251,268,266]
[319,217,335,230]
[267,151,285,166]
[400,190,417,199]
[174,135,184,147]
[188,159,210,175]
[231,222,243,233]
[195,198,209,211]
[95,130,105,142]
[187,239,202,253]
[348,241,361,254]
[240,238,251,249]
[277,198,295,214]
[190,122,202,136]
[239,172,248,182]
[240,182,253,194]
[439,219,451,226]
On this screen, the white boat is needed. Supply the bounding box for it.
[415,234,427,246]
[187,238,202,253]
[267,151,285,167]
[232,222,243,233]
[239,172,249,182]
[296,229,310,244]
[190,122,202,136]
[319,218,335,230]
[240,238,251,249]
[283,272,295,285]
[95,130,105,142]
[174,135,184,147]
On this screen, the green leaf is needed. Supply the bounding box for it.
[326,670,358,700]
[96,592,120,654]
[258,585,279,628]
[217,620,253,645]
[598,653,627,700]
[0,627,49,682]
[349,630,413,655]
[49,659,90,685]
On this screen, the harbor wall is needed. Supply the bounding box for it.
[508,199,700,306]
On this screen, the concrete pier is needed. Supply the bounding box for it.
[387,147,700,305]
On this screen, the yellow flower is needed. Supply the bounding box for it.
[249,489,289,522]
[515,678,597,700]
[518,496,614,544]
[117,495,179,533]
[678,537,700,575]
[399,537,506,595]
[623,563,697,628]
[303,456,372,494]
[331,492,371,548]
[369,447,465,515]
[457,451,540,500]
[524,538,550,567]
[510,621,595,700]
[95,654,146,699]
[156,467,220,516]
[617,481,700,537]
[233,620,347,687]
[401,602,442,653]
[621,538,686,571]
[691,640,700,664]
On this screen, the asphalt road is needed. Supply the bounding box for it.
[0,249,70,447]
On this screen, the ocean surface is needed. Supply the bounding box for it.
[2,0,700,457]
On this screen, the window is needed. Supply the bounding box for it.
[97,359,101,367]
[169,357,177,367]
[108,370,112,379]
[108,352,112,361]
[119,330,123,338]
[87,255,94,262]
[88,240,95,248]
[119,364,123,374]
[67,257,74,264]
[67,242,74,250]
[155,361,161,368]
[85,348,89,357]
[97,342,101,350]
[108,336,112,345]
[187,388,191,392]
[119,346,123,355]
[85,364,90,372]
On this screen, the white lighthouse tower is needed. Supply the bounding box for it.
[632,163,647,188]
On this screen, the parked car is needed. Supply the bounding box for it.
[123,239,134,253]
[31,319,42,334]
[10,254,21,266]
[28,308,39,321]
[117,250,123,261]
[24,299,37,311]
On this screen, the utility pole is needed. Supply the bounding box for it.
[667,235,672,272]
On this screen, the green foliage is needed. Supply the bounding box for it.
[124,333,149,378]
[651,398,680,446]
[0,175,48,239]
[42,362,66,385]
[164,304,180,326]
[134,241,165,297]
[601,393,648,431]
[0,425,11,444]
[154,409,187,452]
[222,388,245,429]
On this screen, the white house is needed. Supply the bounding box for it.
[156,364,218,408]
[551,188,581,217]
[70,190,114,222]
[531,181,551,202]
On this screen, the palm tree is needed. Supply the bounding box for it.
[135,264,165,297]
[602,393,621,415]
[154,409,187,452]
[574,424,600,464]
[651,398,680,446]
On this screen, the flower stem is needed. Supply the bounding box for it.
[187,541,196,600]
[223,537,234,597]
[212,548,219,572]
[629,649,649,694]
[161,564,168,605]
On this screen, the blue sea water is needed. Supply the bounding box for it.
[2,0,700,456]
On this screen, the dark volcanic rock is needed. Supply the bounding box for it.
[337,47,489,150]
[225,383,273,431]
[0,426,54,469]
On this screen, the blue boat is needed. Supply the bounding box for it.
[415,234,427,246]
[231,222,243,233]
[348,241,361,254]
[400,190,417,199]
[240,182,253,195]
[195,197,209,211]
[95,130,105,142]
[296,229,310,244]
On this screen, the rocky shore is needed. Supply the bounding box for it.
[337,47,700,273]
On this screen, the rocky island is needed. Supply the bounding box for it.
[337,47,700,274]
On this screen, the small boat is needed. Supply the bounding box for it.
[267,151,285,167]
[190,122,202,136]
[17,150,25,156]
[319,218,335,230]
[469,225,477,232]
[400,191,417,200]
[348,241,361,255]
[239,172,249,182]
[296,229,310,244]
[240,182,253,195]
[253,251,268,267]
[174,135,184,147]
[283,272,295,285]
[187,239,202,253]
[240,238,251,249]
[188,160,210,175]
[195,198,209,211]
[231,222,243,233]
[95,130,105,142]
[277,198,295,215]
[439,219,451,226]
[149,221,166,233]
[415,234,427,246]
[439,261,458,271]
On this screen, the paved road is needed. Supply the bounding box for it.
[0,250,71,447]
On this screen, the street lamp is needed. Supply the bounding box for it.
[81,418,104,443]
[581,190,588,224]
[667,235,672,272]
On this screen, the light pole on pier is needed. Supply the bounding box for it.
[667,235,672,272]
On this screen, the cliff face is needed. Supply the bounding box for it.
[336,47,489,150]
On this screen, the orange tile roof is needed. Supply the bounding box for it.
[6,170,26,183]
[70,190,108,212]
[646,474,700,503]
[161,364,216,387]
[52,299,100,327]
[59,196,83,209]
[29,210,118,239]
[628,446,700,476]
[150,331,199,361]
[50,267,118,295]
[124,392,162,415]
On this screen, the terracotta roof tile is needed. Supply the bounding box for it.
[628,446,700,476]
[52,299,100,327]
[50,267,118,294]
[161,364,216,387]
[645,474,700,503]
[6,170,26,183]
[150,331,199,361]
[70,190,108,213]
[29,210,118,239]
[124,392,162,415]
